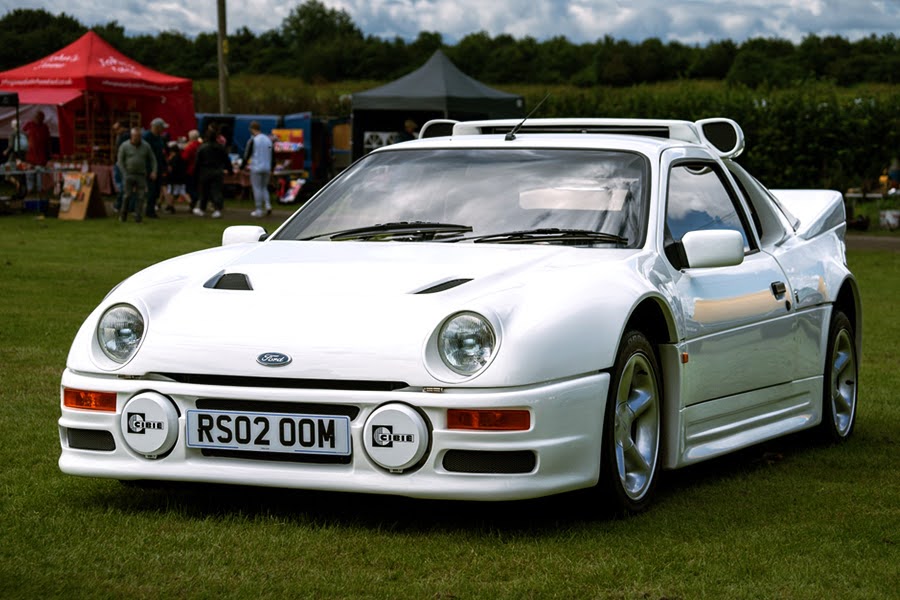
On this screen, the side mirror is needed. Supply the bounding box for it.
[679,229,744,269]
[222,225,267,246]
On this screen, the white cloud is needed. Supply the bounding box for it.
[4,0,899,44]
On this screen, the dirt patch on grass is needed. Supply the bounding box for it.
[846,234,900,251]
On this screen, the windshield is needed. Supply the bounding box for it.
[274,148,650,247]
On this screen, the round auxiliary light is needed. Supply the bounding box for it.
[120,392,179,458]
[438,312,495,376]
[363,403,430,473]
[97,304,145,364]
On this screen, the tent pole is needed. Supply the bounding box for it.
[87,92,94,164]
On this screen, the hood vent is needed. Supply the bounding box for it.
[414,278,472,294]
[204,271,253,291]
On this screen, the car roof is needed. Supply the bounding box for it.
[374,131,691,157]
[393,117,746,159]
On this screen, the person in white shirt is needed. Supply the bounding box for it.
[243,120,274,217]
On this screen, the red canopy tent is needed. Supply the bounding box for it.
[0,31,194,161]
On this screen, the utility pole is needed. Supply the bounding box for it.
[216,0,230,114]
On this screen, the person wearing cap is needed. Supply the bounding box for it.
[142,117,168,218]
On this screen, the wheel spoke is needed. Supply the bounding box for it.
[624,442,651,476]
[834,388,852,414]
[627,388,652,418]
[618,360,637,404]
[833,350,850,377]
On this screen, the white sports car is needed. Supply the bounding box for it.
[59,117,861,513]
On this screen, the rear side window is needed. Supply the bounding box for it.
[665,162,755,253]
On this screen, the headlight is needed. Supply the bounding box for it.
[97,304,145,363]
[439,312,495,376]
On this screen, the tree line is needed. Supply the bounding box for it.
[2,2,899,88]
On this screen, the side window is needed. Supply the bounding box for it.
[665,162,754,252]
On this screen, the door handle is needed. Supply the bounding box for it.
[771,281,791,310]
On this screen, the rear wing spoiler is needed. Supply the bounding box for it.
[419,117,746,159]
[770,190,846,240]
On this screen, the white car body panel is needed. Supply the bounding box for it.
[60,368,610,500]
[59,117,861,501]
[68,242,650,386]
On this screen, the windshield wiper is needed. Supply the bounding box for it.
[468,228,628,246]
[300,221,473,241]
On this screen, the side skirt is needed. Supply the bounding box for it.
[660,345,822,470]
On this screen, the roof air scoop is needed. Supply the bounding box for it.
[695,118,745,159]
[418,119,458,139]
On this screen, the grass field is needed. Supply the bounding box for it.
[0,211,898,599]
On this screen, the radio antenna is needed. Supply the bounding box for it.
[505,93,551,141]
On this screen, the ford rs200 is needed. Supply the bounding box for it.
[59,117,860,513]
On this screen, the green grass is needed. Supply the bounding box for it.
[1,213,898,599]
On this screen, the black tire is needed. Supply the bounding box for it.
[598,330,662,514]
[819,310,858,443]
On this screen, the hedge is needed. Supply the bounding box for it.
[201,77,900,190]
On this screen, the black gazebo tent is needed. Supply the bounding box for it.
[351,50,524,159]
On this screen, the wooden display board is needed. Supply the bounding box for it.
[57,171,107,220]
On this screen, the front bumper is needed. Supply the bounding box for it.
[59,369,609,501]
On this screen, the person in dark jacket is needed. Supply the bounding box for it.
[163,141,190,213]
[192,125,233,219]
[142,117,168,218]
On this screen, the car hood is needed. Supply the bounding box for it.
[212,240,567,296]
[72,241,649,386]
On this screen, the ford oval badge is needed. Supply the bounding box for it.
[257,352,292,367]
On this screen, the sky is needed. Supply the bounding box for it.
[3,0,899,45]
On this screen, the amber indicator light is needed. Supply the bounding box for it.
[63,388,117,412]
[447,409,530,431]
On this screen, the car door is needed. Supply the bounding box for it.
[662,153,797,406]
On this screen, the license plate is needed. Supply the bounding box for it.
[186,409,351,456]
